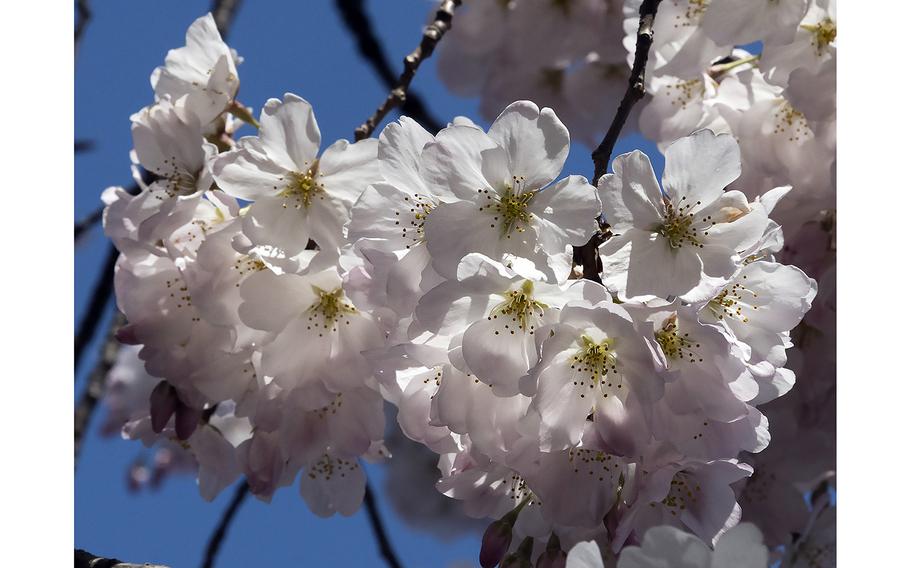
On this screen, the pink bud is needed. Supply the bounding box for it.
[149,381,177,433]
[480,519,513,568]
[115,324,141,345]
[175,399,202,441]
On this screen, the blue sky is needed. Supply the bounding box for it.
[74,2,660,566]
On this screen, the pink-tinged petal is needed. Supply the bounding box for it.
[487,101,569,190]
[663,130,741,209]
[462,317,537,396]
[318,138,380,206]
[625,230,702,299]
[531,175,600,254]
[212,146,289,201]
[258,93,321,172]
[598,150,664,232]
[420,125,499,200]
[240,194,315,254]
[378,116,434,194]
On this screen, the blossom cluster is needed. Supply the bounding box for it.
[99,7,827,565]
[431,0,838,561]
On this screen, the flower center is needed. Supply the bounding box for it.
[568,448,622,483]
[773,101,811,143]
[307,453,359,481]
[479,177,535,238]
[802,18,836,55]
[306,286,357,334]
[704,272,760,324]
[280,165,324,209]
[659,472,701,517]
[657,197,701,249]
[569,335,622,398]
[654,315,702,363]
[395,194,435,248]
[489,280,547,333]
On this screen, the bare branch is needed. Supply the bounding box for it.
[350,0,461,141]
[75,0,92,56]
[211,0,243,40]
[335,0,445,136]
[363,480,404,568]
[75,139,96,153]
[76,549,170,568]
[74,311,125,465]
[201,480,250,568]
[575,0,663,283]
[591,0,663,183]
[74,245,119,371]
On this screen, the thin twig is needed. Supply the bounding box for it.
[211,0,243,40]
[75,312,125,465]
[576,0,663,283]
[591,0,663,182]
[363,480,404,568]
[74,245,119,371]
[201,481,250,568]
[75,0,92,56]
[349,0,460,141]
[336,0,445,136]
[76,548,169,568]
[75,139,95,153]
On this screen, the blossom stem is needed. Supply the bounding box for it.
[362,480,405,568]
[201,480,250,568]
[350,0,462,141]
[707,53,760,79]
[228,100,260,129]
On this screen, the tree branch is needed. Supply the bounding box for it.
[591,0,662,183]
[75,0,92,56]
[74,244,119,371]
[201,481,250,568]
[75,549,169,568]
[576,0,663,283]
[363,480,404,568]
[336,0,445,136]
[211,0,243,40]
[347,0,460,141]
[75,312,125,465]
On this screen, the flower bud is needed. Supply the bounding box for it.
[536,534,567,568]
[480,519,513,568]
[174,399,202,440]
[501,537,534,568]
[149,381,177,433]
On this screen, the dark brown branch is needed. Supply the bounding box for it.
[591,0,662,182]
[575,0,662,283]
[75,311,125,465]
[75,0,92,56]
[74,245,119,371]
[336,0,445,136]
[349,0,460,141]
[75,549,169,568]
[363,480,404,568]
[201,481,250,568]
[75,139,95,153]
[211,0,243,40]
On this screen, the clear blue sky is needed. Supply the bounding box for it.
[74,2,660,566]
